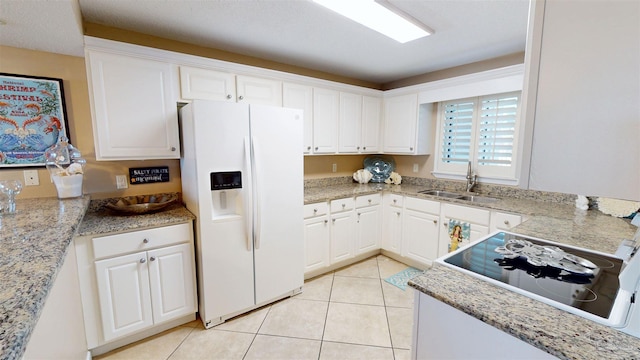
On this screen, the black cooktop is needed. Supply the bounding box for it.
[442,232,624,319]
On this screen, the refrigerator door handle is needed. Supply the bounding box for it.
[252,135,262,250]
[244,136,253,252]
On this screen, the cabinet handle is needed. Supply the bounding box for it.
[393,199,397,203]
[342,203,346,208]
[324,219,328,224]
[315,146,319,151]
[171,146,176,151]
[139,258,146,264]
[363,147,366,150]
[410,147,414,151]
[504,220,510,225]
[357,212,361,216]
[143,238,149,244]
[313,208,318,213]
[149,256,156,262]
[433,219,438,224]
[307,146,311,150]
[443,222,447,227]
[332,218,336,223]
[238,95,244,101]
[396,211,401,216]
[368,199,372,203]
[357,146,360,150]
[226,94,232,99]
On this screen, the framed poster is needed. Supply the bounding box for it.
[0,73,70,168]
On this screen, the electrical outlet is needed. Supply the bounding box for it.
[116,175,128,189]
[413,163,419,173]
[23,170,39,186]
[332,163,337,173]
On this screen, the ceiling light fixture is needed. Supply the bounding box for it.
[313,0,433,43]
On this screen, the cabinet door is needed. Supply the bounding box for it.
[361,96,382,153]
[402,209,440,265]
[338,92,362,153]
[356,205,381,254]
[95,251,152,342]
[490,212,523,232]
[382,204,403,254]
[236,75,282,106]
[304,215,331,273]
[147,243,197,324]
[87,51,180,160]
[313,88,339,153]
[330,211,355,263]
[179,66,235,101]
[283,83,314,154]
[383,93,418,154]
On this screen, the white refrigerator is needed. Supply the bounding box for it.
[180,100,304,328]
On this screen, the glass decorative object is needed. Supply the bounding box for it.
[0,180,22,214]
[44,136,86,199]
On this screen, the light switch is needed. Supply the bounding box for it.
[24,170,39,186]
[116,175,128,189]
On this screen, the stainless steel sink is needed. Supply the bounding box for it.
[417,190,462,198]
[457,195,500,203]
[418,189,499,203]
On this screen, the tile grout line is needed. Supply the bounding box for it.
[318,271,335,360]
[377,256,399,360]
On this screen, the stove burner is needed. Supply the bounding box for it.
[494,257,594,285]
[495,239,598,275]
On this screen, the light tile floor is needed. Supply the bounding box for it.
[95,255,415,360]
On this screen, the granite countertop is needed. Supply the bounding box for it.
[0,196,90,360]
[304,180,640,359]
[0,195,194,360]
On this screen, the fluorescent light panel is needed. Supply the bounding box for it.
[313,0,432,43]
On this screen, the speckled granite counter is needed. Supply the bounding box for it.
[77,196,195,237]
[304,178,640,359]
[0,195,194,360]
[0,196,90,360]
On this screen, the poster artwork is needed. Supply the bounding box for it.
[448,219,471,252]
[0,73,69,167]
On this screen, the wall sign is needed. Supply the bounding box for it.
[129,166,170,185]
[0,73,70,168]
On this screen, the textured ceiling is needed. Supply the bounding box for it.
[0,0,530,84]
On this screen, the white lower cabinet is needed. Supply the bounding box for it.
[303,202,330,273]
[75,222,197,354]
[382,194,404,254]
[330,198,356,263]
[438,203,490,257]
[355,194,382,254]
[402,197,441,266]
[490,211,523,232]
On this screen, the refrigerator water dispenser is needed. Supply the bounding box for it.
[210,171,242,217]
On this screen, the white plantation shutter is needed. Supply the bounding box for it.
[477,93,519,167]
[435,91,521,182]
[441,100,474,164]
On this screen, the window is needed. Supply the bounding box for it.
[434,91,521,183]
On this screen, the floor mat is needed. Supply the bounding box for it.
[384,267,423,291]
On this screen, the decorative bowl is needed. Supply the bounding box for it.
[105,194,177,215]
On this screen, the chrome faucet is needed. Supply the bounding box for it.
[466,161,477,192]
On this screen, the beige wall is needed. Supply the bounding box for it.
[0,45,181,199]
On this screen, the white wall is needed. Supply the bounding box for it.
[528,0,640,201]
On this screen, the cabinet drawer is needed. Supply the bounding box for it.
[387,194,403,208]
[304,202,329,219]
[441,204,490,225]
[93,223,191,259]
[405,196,440,214]
[356,193,381,208]
[491,212,522,230]
[331,197,355,213]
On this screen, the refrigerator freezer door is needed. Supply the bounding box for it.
[180,100,255,326]
[249,105,304,305]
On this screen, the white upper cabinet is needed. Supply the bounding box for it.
[86,50,180,160]
[338,92,362,153]
[313,87,340,154]
[179,66,235,101]
[236,75,282,106]
[283,83,314,154]
[180,66,281,106]
[361,95,382,153]
[383,93,430,155]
